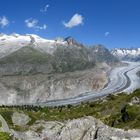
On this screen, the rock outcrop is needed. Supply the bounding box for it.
[13,116,140,140]
[12,112,31,126]
[129,96,140,105]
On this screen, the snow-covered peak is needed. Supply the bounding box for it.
[0,33,66,44]
[0,34,31,42]
[11,33,20,37]
[25,34,53,43]
[112,48,140,56]
[111,48,140,61]
[0,33,67,58]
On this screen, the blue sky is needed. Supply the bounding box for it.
[0,0,140,49]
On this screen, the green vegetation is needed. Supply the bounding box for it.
[35,125,45,133]
[0,89,140,131]
[0,132,11,140]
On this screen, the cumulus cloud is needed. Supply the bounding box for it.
[105,32,110,37]
[25,18,47,30]
[63,13,83,28]
[0,16,9,28]
[40,4,49,13]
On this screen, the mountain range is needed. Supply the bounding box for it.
[0,33,139,105]
[0,33,140,104]
[111,48,140,61]
[0,33,119,104]
[0,33,119,76]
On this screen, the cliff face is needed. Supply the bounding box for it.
[13,116,140,140]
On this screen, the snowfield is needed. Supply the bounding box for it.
[0,33,67,57]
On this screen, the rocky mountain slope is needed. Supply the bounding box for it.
[0,33,119,105]
[0,34,119,75]
[111,48,140,61]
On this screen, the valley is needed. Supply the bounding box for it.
[0,34,139,106]
[39,61,140,106]
[1,1,140,139]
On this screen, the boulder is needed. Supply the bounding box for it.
[130,96,140,105]
[12,112,31,126]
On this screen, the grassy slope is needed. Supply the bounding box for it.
[0,132,11,140]
[0,89,140,131]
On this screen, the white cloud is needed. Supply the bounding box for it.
[0,16,9,28]
[105,32,110,37]
[25,18,38,28]
[40,4,49,13]
[25,18,47,30]
[63,13,83,28]
[36,24,47,30]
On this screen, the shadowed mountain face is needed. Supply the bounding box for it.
[0,47,53,76]
[91,45,120,65]
[0,34,120,104]
[0,38,119,76]
[0,45,94,76]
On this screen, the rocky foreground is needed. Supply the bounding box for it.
[1,112,140,140]
[10,116,140,140]
[0,89,140,139]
